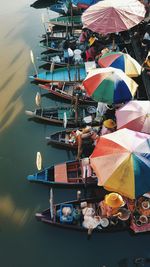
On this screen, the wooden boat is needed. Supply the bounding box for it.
[46,127,98,149]
[25,105,99,127]
[40,35,66,43]
[27,158,98,187]
[40,38,77,55]
[38,61,68,70]
[48,23,82,32]
[40,28,81,41]
[38,83,96,104]
[49,3,68,15]
[49,3,83,16]
[29,64,86,84]
[40,47,63,55]
[49,15,82,27]
[35,194,131,233]
[31,0,61,9]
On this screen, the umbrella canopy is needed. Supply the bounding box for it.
[82,67,138,104]
[116,100,150,134]
[98,52,142,77]
[90,129,150,199]
[82,0,146,34]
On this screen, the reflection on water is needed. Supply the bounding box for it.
[0,195,29,226]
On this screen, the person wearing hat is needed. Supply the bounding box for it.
[101,119,116,135]
[99,192,125,218]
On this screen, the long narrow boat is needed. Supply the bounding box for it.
[39,61,68,70]
[27,158,98,187]
[49,15,82,27]
[46,127,98,149]
[25,105,99,127]
[38,83,96,104]
[40,47,63,55]
[29,64,86,83]
[49,3,83,16]
[40,38,77,55]
[48,23,82,32]
[35,195,131,233]
[46,128,79,149]
[40,28,81,41]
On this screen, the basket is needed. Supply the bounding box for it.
[60,204,73,223]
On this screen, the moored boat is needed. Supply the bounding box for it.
[39,83,96,104]
[27,158,98,187]
[35,193,131,233]
[49,15,82,27]
[46,127,99,150]
[29,64,86,83]
[25,105,98,127]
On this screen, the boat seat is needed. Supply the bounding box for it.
[68,177,83,183]
[54,163,68,183]
[58,109,70,120]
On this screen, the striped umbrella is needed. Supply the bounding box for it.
[90,129,150,199]
[83,67,138,104]
[98,52,142,77]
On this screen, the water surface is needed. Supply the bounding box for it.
[0,1,150,267]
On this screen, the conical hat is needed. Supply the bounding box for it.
[104,193,125,208]
[103,119,116,129]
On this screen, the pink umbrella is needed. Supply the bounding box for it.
[116,100,150,134]
[82,0,146,34]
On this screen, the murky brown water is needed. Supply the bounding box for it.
[0,1,149,267]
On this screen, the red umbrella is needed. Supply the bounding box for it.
[82,0,146,34]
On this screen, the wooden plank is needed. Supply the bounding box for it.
[54,163,68,183]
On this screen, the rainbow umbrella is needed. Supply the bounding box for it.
[83,67,138,104]
[90,129,150,199]
[116,100,150,134]
[98,52,142,77]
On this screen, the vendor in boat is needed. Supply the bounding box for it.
[76,127,100,160]
[99,192,126,218]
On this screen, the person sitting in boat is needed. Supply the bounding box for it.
[101,119,117,135]
[76,127,99,159]
[99,192,125,218]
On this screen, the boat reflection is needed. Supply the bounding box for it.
[0,195,30,226]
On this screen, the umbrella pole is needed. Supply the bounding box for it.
[75,94,78,126]
[112,35,116,51]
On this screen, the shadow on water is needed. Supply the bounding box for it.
[8,48,25,68]
[4,25,18,39]
[0,73,16,92]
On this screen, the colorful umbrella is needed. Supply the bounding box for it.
[116,100,150,134]
[90,129,150,199]
[82,0,146,34]
[83,67,138,104]
[98,52,142,77]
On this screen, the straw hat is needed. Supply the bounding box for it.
[104,193,125,208]
[103,119,116,129]
[89,36,96,46]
